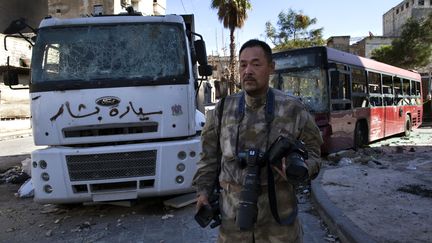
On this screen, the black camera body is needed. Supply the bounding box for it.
[236,149,264,231]
[267,136,309,183]
[194,193,221,228]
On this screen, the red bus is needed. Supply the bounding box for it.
[271,46,423,154]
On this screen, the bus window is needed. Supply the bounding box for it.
[352,68,368,108]
[394,77,403,105]
[411,80,421,96]
[368,71,382,107]
[331,71,351,100]
[368,72,382,94]
[270,74,279,88]
[412,80,422,105]
[382,74,394,106]
[330,69,351,110]
[352,68,367,93]
[400,78,411,105]
[402,79,410,95]
[279,69,328,112]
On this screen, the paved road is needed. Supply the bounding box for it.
[0,135,38,157]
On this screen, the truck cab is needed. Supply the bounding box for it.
[4,12,211,203]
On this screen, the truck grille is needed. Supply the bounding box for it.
[66,150,157,181]
[63,122,158,138]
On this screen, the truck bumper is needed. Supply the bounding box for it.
[31,137,201,204]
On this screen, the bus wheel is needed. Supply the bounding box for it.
[404,115,412,137]
[354,121,368,150]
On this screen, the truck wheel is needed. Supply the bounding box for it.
[404,115,412,137]
[354,121,368,151]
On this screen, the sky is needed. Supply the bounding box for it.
[165,0,403,55]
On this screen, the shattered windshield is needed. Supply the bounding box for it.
[31,23,187,84]
[271,68,328,112]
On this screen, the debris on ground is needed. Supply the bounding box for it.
[20,158,32,176]
[397,184,432,198]
[161,214,174,220]
[16,178,34,198]
[0,166,30,184]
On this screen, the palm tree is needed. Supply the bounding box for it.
[211,0,252,95]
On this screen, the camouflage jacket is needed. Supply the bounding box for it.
[192,88,323,197]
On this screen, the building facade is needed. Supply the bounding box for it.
[383,0,432,37]
[0,0,48,33]
[382,0,432,123]
[326,36,393,59]
[350,36,394,58]
[47,0,166,18]
[326,36,350,53]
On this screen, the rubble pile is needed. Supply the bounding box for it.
[0,166,30,184]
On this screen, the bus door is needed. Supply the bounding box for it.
[383,74,399,136]
[367,71,385,140]
[394,78,411,134]
[328,67,356,150]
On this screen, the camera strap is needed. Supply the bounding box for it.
[214,97,226,194]
[267,161,298,225]
[235,90,275,124]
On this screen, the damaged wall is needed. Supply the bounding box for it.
[0,0,48,33]
[0,34,32,71]
[0,83,30,119]
[0,34,31,119]
[47,0,166,17]
[48,0,116,17]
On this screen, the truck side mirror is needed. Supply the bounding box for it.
[4,18,28,34]
[198,64,213,77]
[3,70,19,86]
[194,39,208,65]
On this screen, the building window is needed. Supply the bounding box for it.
[419,0,425,6]
[396,8,399,14]
[406,2,409,8]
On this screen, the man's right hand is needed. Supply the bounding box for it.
[196,194,209,211]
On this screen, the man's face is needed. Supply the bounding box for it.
[239,46,275,97]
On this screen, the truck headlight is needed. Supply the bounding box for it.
[175,176,184,184]
[39,160,47,169]
[176,163,185,172]
[44,185,53,193]
[41,172,50,181]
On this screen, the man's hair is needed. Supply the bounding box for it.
[239,39,273,63]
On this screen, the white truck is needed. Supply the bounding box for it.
[3,11,212,203]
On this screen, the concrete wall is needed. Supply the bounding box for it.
[0,0,48,32]
[326,36,350,53]
[0,83,30,119]
[47,0,166,17]
[357,37,394,58]
[0,34,32,69]
[48,0,115,17]
[383,0,432,37]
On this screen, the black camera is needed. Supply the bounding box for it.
[236,149,264,231]
[267,136,309,183]
[194,193,221,228]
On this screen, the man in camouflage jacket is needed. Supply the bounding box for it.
[193,39,323,243]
